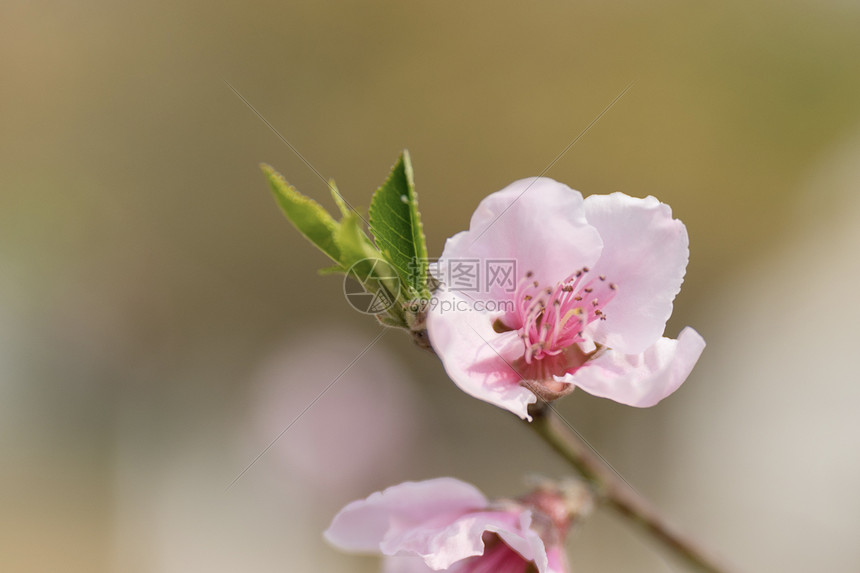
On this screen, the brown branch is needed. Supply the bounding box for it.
[528,402,737,573]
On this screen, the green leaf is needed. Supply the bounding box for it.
[333,211,381,268]
[317,265,346,276]
[335,212,405,325]
[262,164,340,262]
[328,179,351,217]
[368,150,429,296]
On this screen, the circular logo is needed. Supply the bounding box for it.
[343,258,401,315]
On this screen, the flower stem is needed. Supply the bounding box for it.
[528,402,736,573]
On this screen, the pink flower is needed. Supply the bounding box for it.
[426,178,705,419]
[325,478,575,573]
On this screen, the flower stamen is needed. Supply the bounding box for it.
[510,267,617,376]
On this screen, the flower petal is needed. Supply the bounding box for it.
[448,537,535,573]
[439,177,602,300]
[324,478,487,553]
[426,288,536,420]
[389,510,524,570]
[493,510,548,572]
[545,545,570,573]
[583,193,690,354]
[383,555,437,573]
[562,327,705,407]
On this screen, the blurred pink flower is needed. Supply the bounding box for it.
[325,477,573,573]
[249,327,420,496]
[426,178,705,419]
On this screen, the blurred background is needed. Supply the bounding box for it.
[2,1,860,571]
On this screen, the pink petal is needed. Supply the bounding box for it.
[383,555,437,573]
[448,538,534,573]
[426,289,536,420]
[545,545,570,573]
[439,177,602,300]
[583,193,690,354]
[324,478,487,553]
[561,327,705,407]
[493,511,547,572]
[382,524,563,573]
[392,510,524,570]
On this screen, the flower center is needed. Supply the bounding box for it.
[450,533,533,573]
[498,267,617,380]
